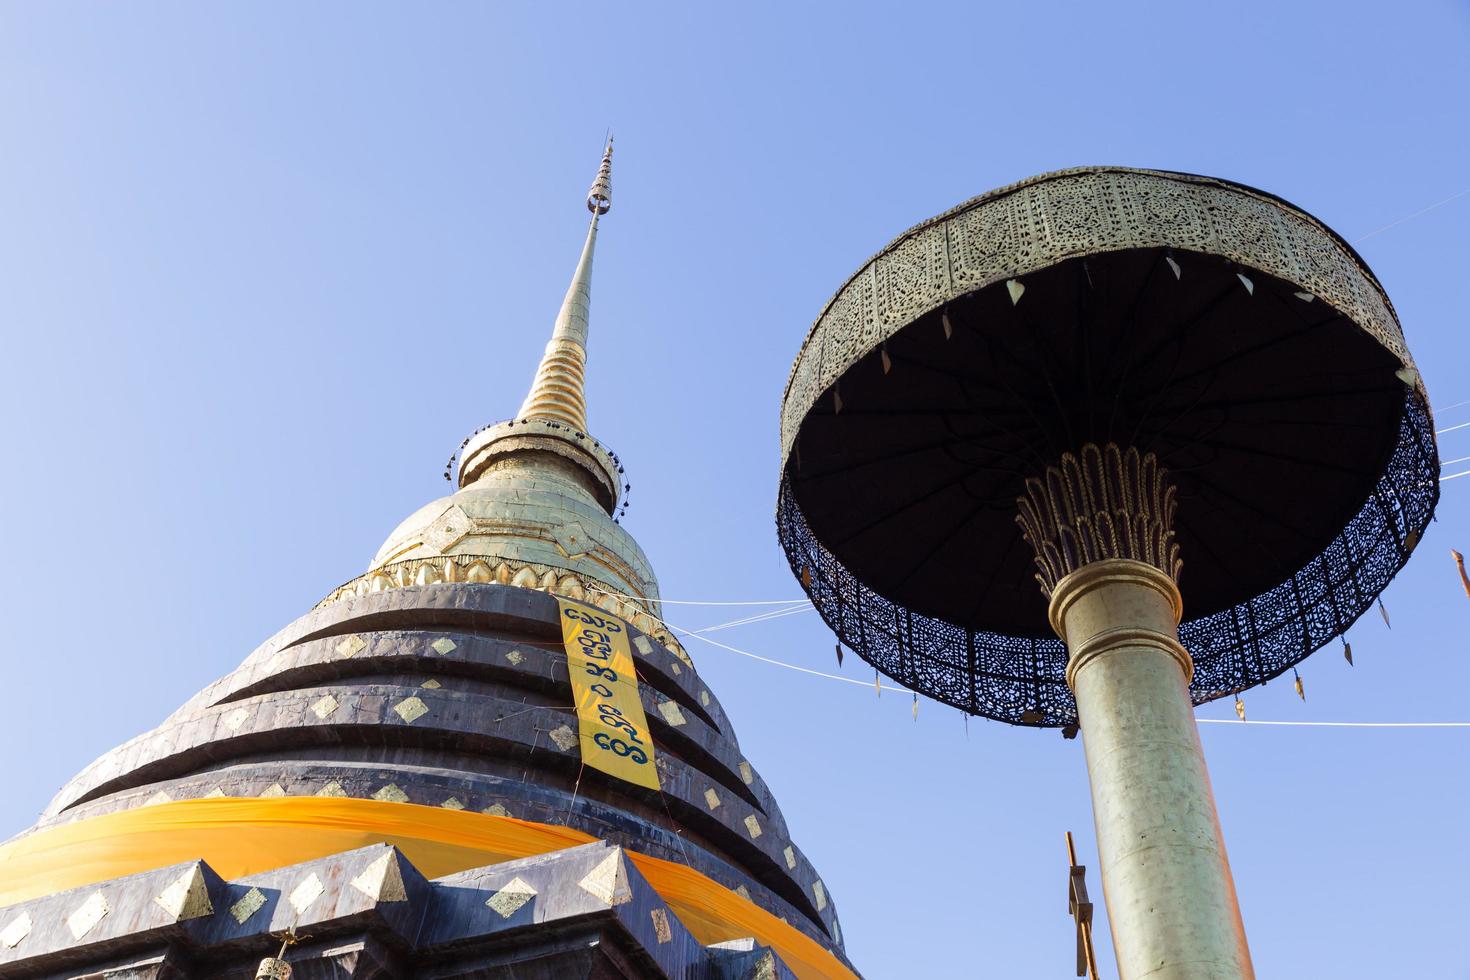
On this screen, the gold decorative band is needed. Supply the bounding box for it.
[315,555,693,669]
[1016,443,1181,597]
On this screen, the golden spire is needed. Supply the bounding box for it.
[517,139,613,431]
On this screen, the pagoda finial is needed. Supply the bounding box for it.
[517,139,613,430]
[587,136,612,215]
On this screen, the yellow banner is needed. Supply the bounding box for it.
[557,597,661,791]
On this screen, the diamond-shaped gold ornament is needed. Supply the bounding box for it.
[1,912,32,949]
[67,891,109,940]
[650,907,672,943]
[229,887,267,924]
[288,873,324,915]
[373,783,409,803]
[393,696,429,724]
[486,876,538,918]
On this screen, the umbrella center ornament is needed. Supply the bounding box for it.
[1015,442,1182,597]
[775,167,1438,980]
[1015,443,1192,685]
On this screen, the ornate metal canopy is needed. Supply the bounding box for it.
[776,167,1438,726]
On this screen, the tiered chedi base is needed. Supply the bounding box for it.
[0,841,806,980]
[1,583,847,978]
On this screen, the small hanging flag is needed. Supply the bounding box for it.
[942,311,953,340]
[1343,637,1354,666]
[962,711,969,739]
[912,692,919,721]
[1165,255,1181,280]
[833,386,843,415]
[1005,279,1025,305]
[1453,549,1470,599]
[1236,273,1254,295]
[1234,696,1246,721]
[880,345,892,375]
[1293,669,1305,701]
[1378,598,1390,628]
[835,643,844,668]
[874,670,881,698]
[801,566,812,590]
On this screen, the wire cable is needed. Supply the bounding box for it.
[1435,398,1470,416]
[666,620,914,693]
[1354,188,1470,243]
[1200,718,1470,728]
[691,604,812,635]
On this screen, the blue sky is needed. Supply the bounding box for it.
[2,3,1468,976]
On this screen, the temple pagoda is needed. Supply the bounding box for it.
[0,144,855,980]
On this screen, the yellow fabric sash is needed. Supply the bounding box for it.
[557,597,661,790]
[0,797,852,980]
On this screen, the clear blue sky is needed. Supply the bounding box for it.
[2,3,1468,976]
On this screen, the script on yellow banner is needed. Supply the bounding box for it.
[557,598,661,791]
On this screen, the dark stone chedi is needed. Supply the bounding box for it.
[0,145,853,980]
